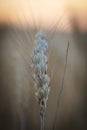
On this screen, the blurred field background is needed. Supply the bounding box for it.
[0,0,87,130]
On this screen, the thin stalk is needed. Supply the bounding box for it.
[40,111,45,130]
[52,42,70,130]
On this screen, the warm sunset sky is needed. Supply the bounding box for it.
[0,0,87,31]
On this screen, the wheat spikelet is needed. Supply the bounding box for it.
[31,31,50,130]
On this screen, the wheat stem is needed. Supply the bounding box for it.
[40,111,45,130]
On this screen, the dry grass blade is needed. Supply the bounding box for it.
[52,41,70,130]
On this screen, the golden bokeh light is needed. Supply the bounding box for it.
[0,0,87,31]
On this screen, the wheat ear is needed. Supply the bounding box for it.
[31,31,50,130]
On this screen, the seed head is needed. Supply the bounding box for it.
[31,31,50,111]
